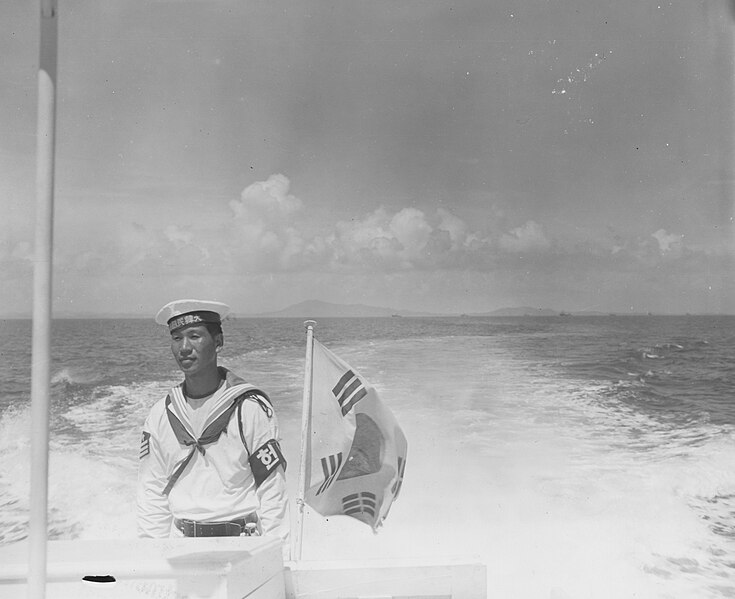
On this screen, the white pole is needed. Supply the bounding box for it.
[28,0,58,597]
[292,320,316,562]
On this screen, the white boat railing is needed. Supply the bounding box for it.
[0,537,487,599]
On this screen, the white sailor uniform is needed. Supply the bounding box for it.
[136,367,290,547]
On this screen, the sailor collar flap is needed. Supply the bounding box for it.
[166,382,257,441]
[162,372,264,496]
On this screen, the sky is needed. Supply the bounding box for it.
[2,0,735,316]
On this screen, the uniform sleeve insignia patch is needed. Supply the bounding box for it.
[249,439,286,487]
[139,431,151,459]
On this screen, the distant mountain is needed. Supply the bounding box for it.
[471,306,560,317]
[250,299,439,318]
[467,307,626,317]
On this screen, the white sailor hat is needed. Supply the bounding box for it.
[155,299,230,332]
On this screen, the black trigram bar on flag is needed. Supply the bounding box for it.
[342,491,377,517]
[332,370,367,416]
[391,455,406,498]
[316,452,343,496]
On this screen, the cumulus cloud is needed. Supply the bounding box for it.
[437,208,470,249]
[324,205,496,270]
[328,207,425,269]
[87,221,216,279]
[230,174,303,222]
[651,228,683,253]
[498,220,551,252]
[215,176,563,273]
[63,173,706,283]
[599,228,688,266]
[390,208,433,259]
[226,174,308,270]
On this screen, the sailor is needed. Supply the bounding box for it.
[136,299,290,553]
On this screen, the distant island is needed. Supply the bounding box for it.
[468,307,610,317]
[468,306,559,317]
[248,300,439,318]
[247,301,635,319]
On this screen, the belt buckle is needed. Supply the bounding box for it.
[178,519,193,536]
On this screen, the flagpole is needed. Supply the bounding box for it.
[28,0,58,597]
[293,320,316,562]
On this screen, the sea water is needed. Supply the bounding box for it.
[1,315,734,598]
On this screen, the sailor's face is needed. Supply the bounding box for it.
[170,325,221,375]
